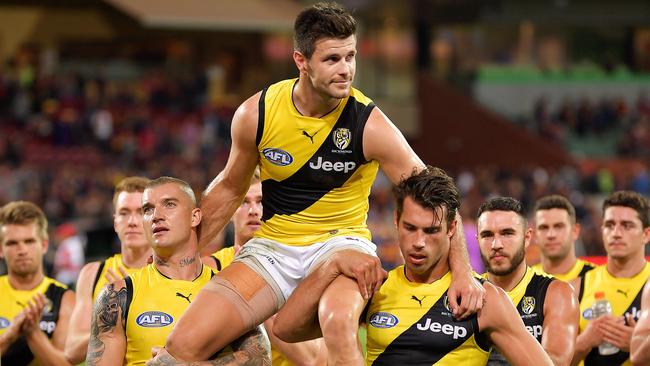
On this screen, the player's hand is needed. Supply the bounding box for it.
[146,346,176,366]
[447,273,485,319]
[105,266,129,284]
[579,316,613,350]
[3,312,26,343]
[332,250,387,300]
[21,293,46,334]
[600,314,635,352]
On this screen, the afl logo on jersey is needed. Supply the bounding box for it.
[0,317,9,329]
[136,311,173,327]
[332,128,351,150]
[369,312,399,329]
[521,296,536,315]
[262,148,293,166]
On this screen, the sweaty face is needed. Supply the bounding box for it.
[534,208,577,261]
[478,210,529,276]
[142,183,199,251]
[602,206,650,260]
[397,197,455,283]
[0,223,46,277]
[304,35,357,100]
[114,191,148,250]
[233,182,262,244]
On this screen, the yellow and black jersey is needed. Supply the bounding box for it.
[92,254,142,301]
[577,262,650,366]
[0,275,69,366]
[532,259,595,282]
[255,78,379,246]
[211,246,235,271]
[485,268,554,365]
[365,267,489,365]
[123,264,223,366]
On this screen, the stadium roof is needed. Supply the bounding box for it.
[104,0,303,31]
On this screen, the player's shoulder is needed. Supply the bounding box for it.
[546,278,575,300]
[234,90,265,124]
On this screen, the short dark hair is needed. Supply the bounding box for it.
[146,176,197,207]
[393,166,460,227]
[478,197,527,227]
[294,2,357,59]
[534,194,576,224]
[113,176,150,208]
[603,190,650,228]
[0,201,48,241]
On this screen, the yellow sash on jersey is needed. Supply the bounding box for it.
[92,254,142,301]
[124,264,217,366]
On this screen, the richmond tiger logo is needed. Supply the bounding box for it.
[332,128,351,150]
[521,296,536,315]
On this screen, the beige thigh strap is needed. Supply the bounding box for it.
[203,274,279,330]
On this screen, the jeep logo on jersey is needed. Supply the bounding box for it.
[521,296,535,315]
[309,156,356,173]
[416,318,468,339]
[262,148,293,166]
[136,311,173,327]
[332,128,351,150]
[369,312,399,328]
[526,325,543,339]
[0,317,9,329]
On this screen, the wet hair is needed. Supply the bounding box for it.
[146,176,197,207]
[393,166,460,227]
[294,2,357,59]
[534,194,576,224]
[478,197,527,228]
[603,190,650,228]
[0,201,48,241]
[113,176,150,208]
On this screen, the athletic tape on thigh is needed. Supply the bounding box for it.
[203,275,278,330]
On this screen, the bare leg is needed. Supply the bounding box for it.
[166,262,278,361]
[318,275,366,366]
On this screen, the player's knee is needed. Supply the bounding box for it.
[318,301,358,341]
[166,331,201,360]
[272,319,294,343]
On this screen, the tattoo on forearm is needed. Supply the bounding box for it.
[86,283,128,365]
[148,327,271,366]
[180,256,197,267]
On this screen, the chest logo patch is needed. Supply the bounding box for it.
[136,311,174,327]
[521,296,536,315]
[369,312,399,329]
[262,148,293,166]
[332,128,351,150]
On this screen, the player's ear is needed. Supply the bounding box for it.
[190,208,202,228]
[293,51,307,73]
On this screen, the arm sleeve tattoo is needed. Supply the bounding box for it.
[86,283,128,365]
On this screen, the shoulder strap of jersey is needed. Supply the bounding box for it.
[124,276,134,331]
[92,259,107,296]
[353,100,376,163]
[44,281,69,325]
[256,87,269,147]
[578,273,587,302]
[579,262,596,277]
[211,255,222,271]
